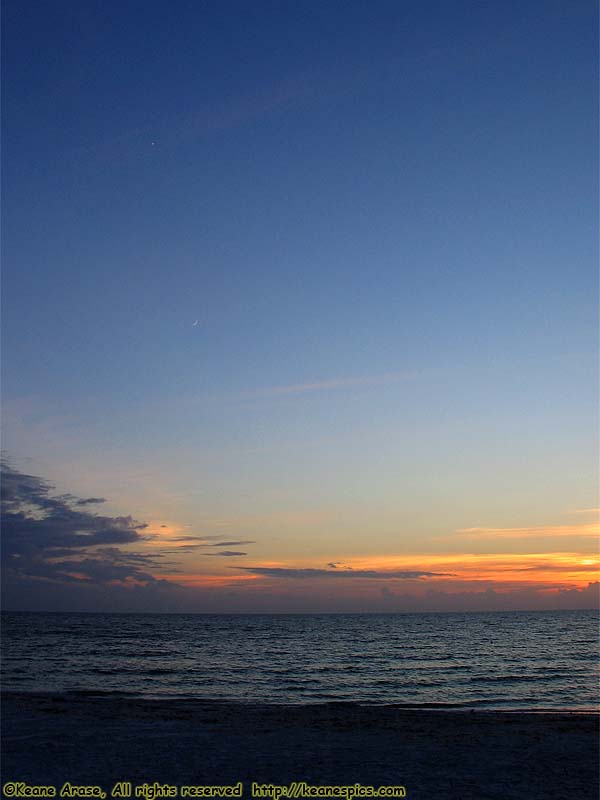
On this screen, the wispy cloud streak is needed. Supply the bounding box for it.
[246,371,415,398]
[454,523,599,539]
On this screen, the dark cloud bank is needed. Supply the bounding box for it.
[236,567,453,579]
[1,462,597,613]
[1,461,181,607]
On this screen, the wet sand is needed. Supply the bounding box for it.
[1,692,598,800]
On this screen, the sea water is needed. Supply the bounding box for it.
[1,610,598,709]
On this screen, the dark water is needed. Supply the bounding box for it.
[1,610,598,709]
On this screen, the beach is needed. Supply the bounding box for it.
[1,692,598,800]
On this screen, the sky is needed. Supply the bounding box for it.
[1,0,598,613]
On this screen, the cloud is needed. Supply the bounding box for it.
[1,461,179,590]
[211,540,255,547]
[374,582,600,613]
[83,69,331,165]
[246,371,414,398]
[161,538,256,551]
[168,537,255,546]
[235,567,453,580]
[453,523,598,539]
[159,544,204,550]
[168,537,205,543]
[512,563,599,572]
[161,546,248,556]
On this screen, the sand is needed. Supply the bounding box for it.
[1,692,598,800]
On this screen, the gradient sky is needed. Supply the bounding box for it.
[2,0,598,612]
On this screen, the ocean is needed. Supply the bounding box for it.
[1,609,598,709]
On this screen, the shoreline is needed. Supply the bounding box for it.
[2,692,598,800]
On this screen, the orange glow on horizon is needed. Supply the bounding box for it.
[162,573,261,587]
[156,552,599,591]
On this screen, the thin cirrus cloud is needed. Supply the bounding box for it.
[245,371,416,398]
[210,540,256,547]
[167,537,255,546]
[454,523,599,539]
[83,68,334,164]
[512,563,600,572]
[163,546,248,557]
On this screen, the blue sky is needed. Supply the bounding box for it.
[2,0,598,611]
